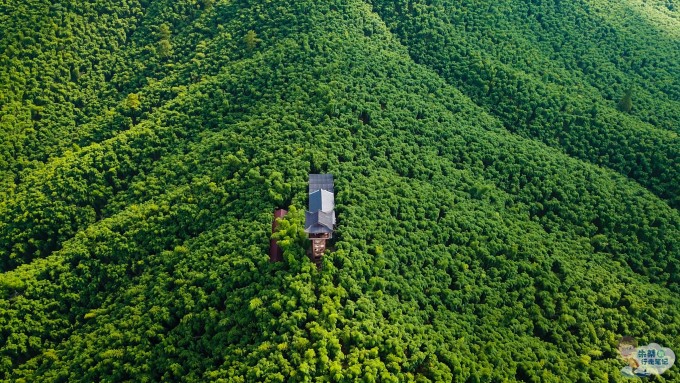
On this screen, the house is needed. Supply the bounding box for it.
[305,174,335,265]
[305,189,335,237]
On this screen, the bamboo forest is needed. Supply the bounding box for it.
[0,0,679,381]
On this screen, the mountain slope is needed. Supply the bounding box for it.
[369,0,680,208]
[1,0,679,382]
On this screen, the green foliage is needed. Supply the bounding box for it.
[0,0,678,382]
[243,30,261,51]
[618,88,633,113]
[369,0,680,208]
[158,23,173,59]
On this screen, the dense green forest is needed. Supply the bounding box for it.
[0,0,678,381]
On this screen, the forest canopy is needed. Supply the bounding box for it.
[0,0,678,382]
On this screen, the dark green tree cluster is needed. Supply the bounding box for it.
[1,0,678,382]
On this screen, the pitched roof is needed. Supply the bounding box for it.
[309,189,334,213]
[305,210,335,233]
[309,173,334,193]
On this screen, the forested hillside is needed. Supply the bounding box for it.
[370,0,680,208]
[0,0,678,382]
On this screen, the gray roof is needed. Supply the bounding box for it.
[309,174,334,193]
[309,189,334,213]
[306,174,336,235]
[305,210,335,233]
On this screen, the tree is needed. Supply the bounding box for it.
[158,24,173,58]
[158,39,173,59]
[159,23,171,41]
[618,87,633,113]
[244,30,261,51]
[126,93,141,124]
